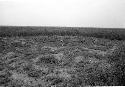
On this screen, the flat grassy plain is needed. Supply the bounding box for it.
[0,26,125,86]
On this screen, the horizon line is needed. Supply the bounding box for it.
[0,25,125,29]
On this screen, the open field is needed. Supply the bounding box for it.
[0,26,125,40]
[0,26,125,86]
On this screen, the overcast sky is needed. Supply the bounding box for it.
[0,0,125,28]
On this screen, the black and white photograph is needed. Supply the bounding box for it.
[0,0,125,86]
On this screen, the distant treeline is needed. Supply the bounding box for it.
[0,26,125,40]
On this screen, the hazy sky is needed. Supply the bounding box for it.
[0,0,125,28]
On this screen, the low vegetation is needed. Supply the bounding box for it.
[0,28,125,86]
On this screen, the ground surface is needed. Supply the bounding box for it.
[0,35,125,87]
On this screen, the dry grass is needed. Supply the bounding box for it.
[0,36,125,87]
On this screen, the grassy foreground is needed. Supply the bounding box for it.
[0,26,125,86]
